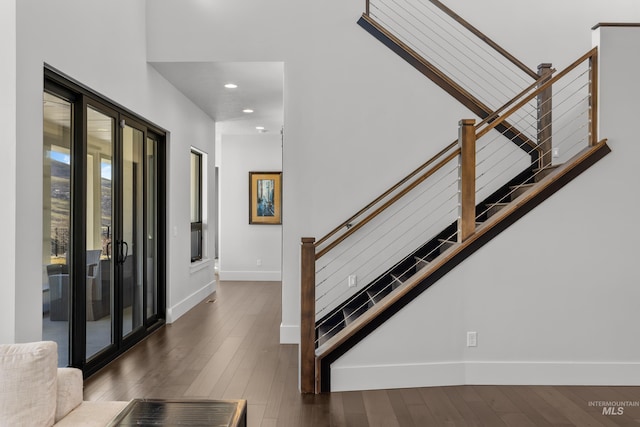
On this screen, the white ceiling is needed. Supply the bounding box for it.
[150,61,284,136]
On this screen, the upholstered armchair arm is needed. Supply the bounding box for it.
[55,367,83,422]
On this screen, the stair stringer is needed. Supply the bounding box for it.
[316,140,611,392]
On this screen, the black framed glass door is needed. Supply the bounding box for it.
[43,68,166,375]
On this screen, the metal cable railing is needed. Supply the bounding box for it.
[365,0,539,132]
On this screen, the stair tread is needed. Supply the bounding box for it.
[533,164,561,173]
[438,238,456,244]
[367,288,389,305]
[342,306,363,326]
[509,183,535,190]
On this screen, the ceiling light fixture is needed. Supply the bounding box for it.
[224,83,238,89]
[243,109,254,113]
[256,126,265,130]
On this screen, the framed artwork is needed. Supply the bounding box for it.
[249,172,282,224]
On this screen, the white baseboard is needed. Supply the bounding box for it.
[166,280,216,323]
[331,362,465,392]
[218,270,281,281]
[465,361,640,386]
[331,361,640,392]
[280,323,299,344]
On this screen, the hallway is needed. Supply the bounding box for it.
[84,281,640,426]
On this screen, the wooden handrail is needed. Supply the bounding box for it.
[316,147,461,260]
[476,67,555,128]
[315,140,459,248]
[427,0,538,80]
[363,0,537,79]
[359,14,497,120]
[476,48,598,141]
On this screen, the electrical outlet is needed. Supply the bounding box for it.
[552,147,560,158]
[257,259,262,266]
[348,275,357,288]
[467,331,477,347]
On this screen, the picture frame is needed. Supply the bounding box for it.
[249,172,282,225]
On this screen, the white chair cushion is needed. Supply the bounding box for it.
[55,368,83,422]
[0,341,58,427]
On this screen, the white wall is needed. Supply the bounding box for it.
[219,134,282,281]
[147,0,640,353]
[331,25,640,391]
[147,0,470,344]
[10,0,216,342]
[0,0,17,343]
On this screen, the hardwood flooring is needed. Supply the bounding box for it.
[84,280,640,426]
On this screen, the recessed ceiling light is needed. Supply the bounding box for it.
[256,126,265,130]
[243,109,254,113]
[224,83,238,89]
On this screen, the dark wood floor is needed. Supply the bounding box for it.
[84,280,640,426]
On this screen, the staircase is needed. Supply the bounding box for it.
[300,0,611,394]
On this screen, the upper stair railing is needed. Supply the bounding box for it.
[363,0,537,109]
[302,46,604,393]
[358,0,548,162]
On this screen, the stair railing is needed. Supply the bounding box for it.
[362,0,538,122]
[460,47,599,238]
[301,47,599,394]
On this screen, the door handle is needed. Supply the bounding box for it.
[122,241,129,263]
[115,240,129,265]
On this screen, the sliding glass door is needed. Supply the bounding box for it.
[121,122,144,339]
[43,69,166,374]
[85,104,116,361]
[43,91,73,367]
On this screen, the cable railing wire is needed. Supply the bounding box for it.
[372,5,528,112]
[315,171,460,315]
[370,0,537,112]
[316,168,459,312]
[380,0,527,107]
[315,161,458,284]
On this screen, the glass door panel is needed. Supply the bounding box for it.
[86,106,115,360]
[146,137,158,320]
[122,125,144,337]
[42,92,72,367]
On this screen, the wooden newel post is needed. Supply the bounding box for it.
[458,119,476,243]
[300,237,316,394]
[537,63,553,168]
[589,51,598,146]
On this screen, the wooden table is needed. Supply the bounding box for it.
[106,398,247,426]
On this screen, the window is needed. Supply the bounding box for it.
[190,150,203,262]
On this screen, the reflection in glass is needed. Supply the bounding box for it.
[86,106,114,360]
[42,92,72,367]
